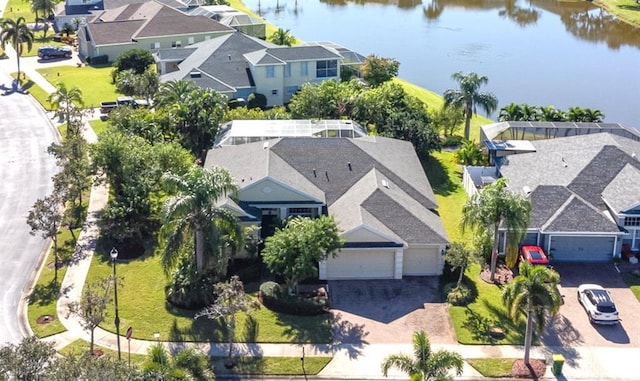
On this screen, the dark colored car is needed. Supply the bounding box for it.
[37,46,72,60]
[519,245,550,266]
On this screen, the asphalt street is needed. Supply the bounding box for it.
[0,69,59,345]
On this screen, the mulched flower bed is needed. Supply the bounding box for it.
[480,264,514,285]
[36,315,55,324]
[511,359,547,378]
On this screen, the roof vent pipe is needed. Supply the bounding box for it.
[348,162,352,171]
[313,168,316,178]
[325,171,329,181]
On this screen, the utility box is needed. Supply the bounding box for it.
[552,354,565,375]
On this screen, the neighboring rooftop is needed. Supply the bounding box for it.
[481,121,640,143]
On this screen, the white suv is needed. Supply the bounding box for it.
[577,284,619,325]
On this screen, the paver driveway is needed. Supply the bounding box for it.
[328,277,456,345]
[541,263,640,348]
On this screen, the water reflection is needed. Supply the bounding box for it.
[560,8,640,49]
[321,0,424,9]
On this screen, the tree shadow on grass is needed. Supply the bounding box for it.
[421,153,461,197]
[28,280,59,306]
[275,311,332,344]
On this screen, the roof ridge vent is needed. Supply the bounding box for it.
[382,179,389,189]
[189,70,201,78]
[263,141,269,149]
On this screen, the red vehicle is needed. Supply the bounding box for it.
[520,245,550,266]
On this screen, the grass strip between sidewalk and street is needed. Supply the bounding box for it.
[466,358,518,378]
[213,356,332,376]
[59,339,147,367]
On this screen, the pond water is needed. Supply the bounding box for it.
[245,0,640,129]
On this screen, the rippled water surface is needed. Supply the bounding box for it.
[246,0,640,128]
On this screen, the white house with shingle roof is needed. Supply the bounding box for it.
[77,0,233,61]
[496,132,640,262]
[204,136,449,280]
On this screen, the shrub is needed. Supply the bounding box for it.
[258,281,328,315]
[441,135,464,148]
[166,257,217,309]
[247,93,267,109]
[89,55,109,65]
[443,282,474,306]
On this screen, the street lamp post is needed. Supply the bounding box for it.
[110,247,122,360]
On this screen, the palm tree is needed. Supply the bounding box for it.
[154,79,195,108]
[581,108,605,122]
[381,330,463,381]
[503,262,561,364]
[520,103,539,121]
[47,82,84,134]
[1,17,34,84]
[461,177,531,282]
[160,165,243,275]
[538,105,565,121]
[269,28,295,46]
[498,103,523,121]
[443,72,498,140]
[565,106,585,122]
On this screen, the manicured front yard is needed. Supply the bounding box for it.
[37,65,120,108]
[85,251,332,343]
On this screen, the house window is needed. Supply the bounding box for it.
[284,63,291,77]
[188,37,195,45]
[301,62,308,76]
[266,66,275,78]
[151,42,160,49]
[288,208,315,218]
[316,60,337,78]
[171,41,182,48]
[271,89,278,95]
[625,217,640,226]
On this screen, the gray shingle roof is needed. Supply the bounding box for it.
[602,164,640,213]
[266,46,341,62]
[204,137,447,245]
[544,196,620,233]
[528,185,572,228]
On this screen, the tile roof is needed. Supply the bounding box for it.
[204,137,447,246]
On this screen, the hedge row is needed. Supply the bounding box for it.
[258,281,328,316]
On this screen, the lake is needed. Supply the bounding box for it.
[244,0,640,128]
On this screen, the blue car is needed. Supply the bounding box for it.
[37,46,72,60]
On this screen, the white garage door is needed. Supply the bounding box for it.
[550,236,615,262]
[325,249,395,280]
[403,248,440,276]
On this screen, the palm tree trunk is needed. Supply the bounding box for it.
[490,223,500,282]
[15,43,21,85]
[53,237,58,284]
[227,317,235,360]
[195,229,204,273]
[457,264,465,288]
[90,327,95,355]
[524,305,534,364]
[464,101,473,140]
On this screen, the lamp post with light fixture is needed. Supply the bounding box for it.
[110,247,122,360]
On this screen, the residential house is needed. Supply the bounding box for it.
[477,121,640,262]
[184,5,266,39]
[204,136,449,280]
[77,0,234,61]
[156,32,365,107]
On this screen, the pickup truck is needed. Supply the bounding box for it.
[100,96,150,114]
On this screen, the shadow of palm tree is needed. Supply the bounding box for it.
[28,280,59,306]
[326,312,368,359]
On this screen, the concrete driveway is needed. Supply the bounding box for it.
[541,263,640,348]
[328,277,457,345]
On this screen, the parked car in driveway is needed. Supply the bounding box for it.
[577,284,619,325]
[37,46,72,60]
[520,245,550,266]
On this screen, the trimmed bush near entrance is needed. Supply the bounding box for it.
[259,281,328,316]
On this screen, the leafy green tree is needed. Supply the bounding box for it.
[196,276,260,360]
[0,336,57,380]
[169,87,228,157]
[461,177,531,281]
[49,353,143,381]
[381,330,463,381]
[361,54,400,87]
[113,48,154,75]
[445,242,481,288]
[262,216,344,294]
[154,79,195,108]
[431,105,464,137]
[288,79,363,119]
[268,27,295,46]
[61,23,73,37]
[114,69,138,96]
[108,107,172,144]
[30,0,56,24]
[47,82,84,131]
[68,278,111,356]
[161,165,242,275]
[503,262,561,364]
[443,72,498,140]
[137,68,159,104]
[1,17,34,83]
[27,194,63,282]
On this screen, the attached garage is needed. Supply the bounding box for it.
[325,249,395,280]
[403,247,441,276]
[549,236,616,262]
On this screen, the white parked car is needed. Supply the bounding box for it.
[577,284,619,325]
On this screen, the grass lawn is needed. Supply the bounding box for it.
[9,73,51,109]
[449,264,527,345]
[85,250,332,343]
[213,356,332,375]
[28,228,82,338]
[59,339,148,367]
[2,0,37,24]
[467,358,517,377]
[593,0,640,27]
[37,65,120,108]
[89,119,109,136]
[621,271,640,301]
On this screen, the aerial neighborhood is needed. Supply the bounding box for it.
[1,0,640,379]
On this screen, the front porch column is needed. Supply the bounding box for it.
[394,249,403,279]
[318,259,327,280]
